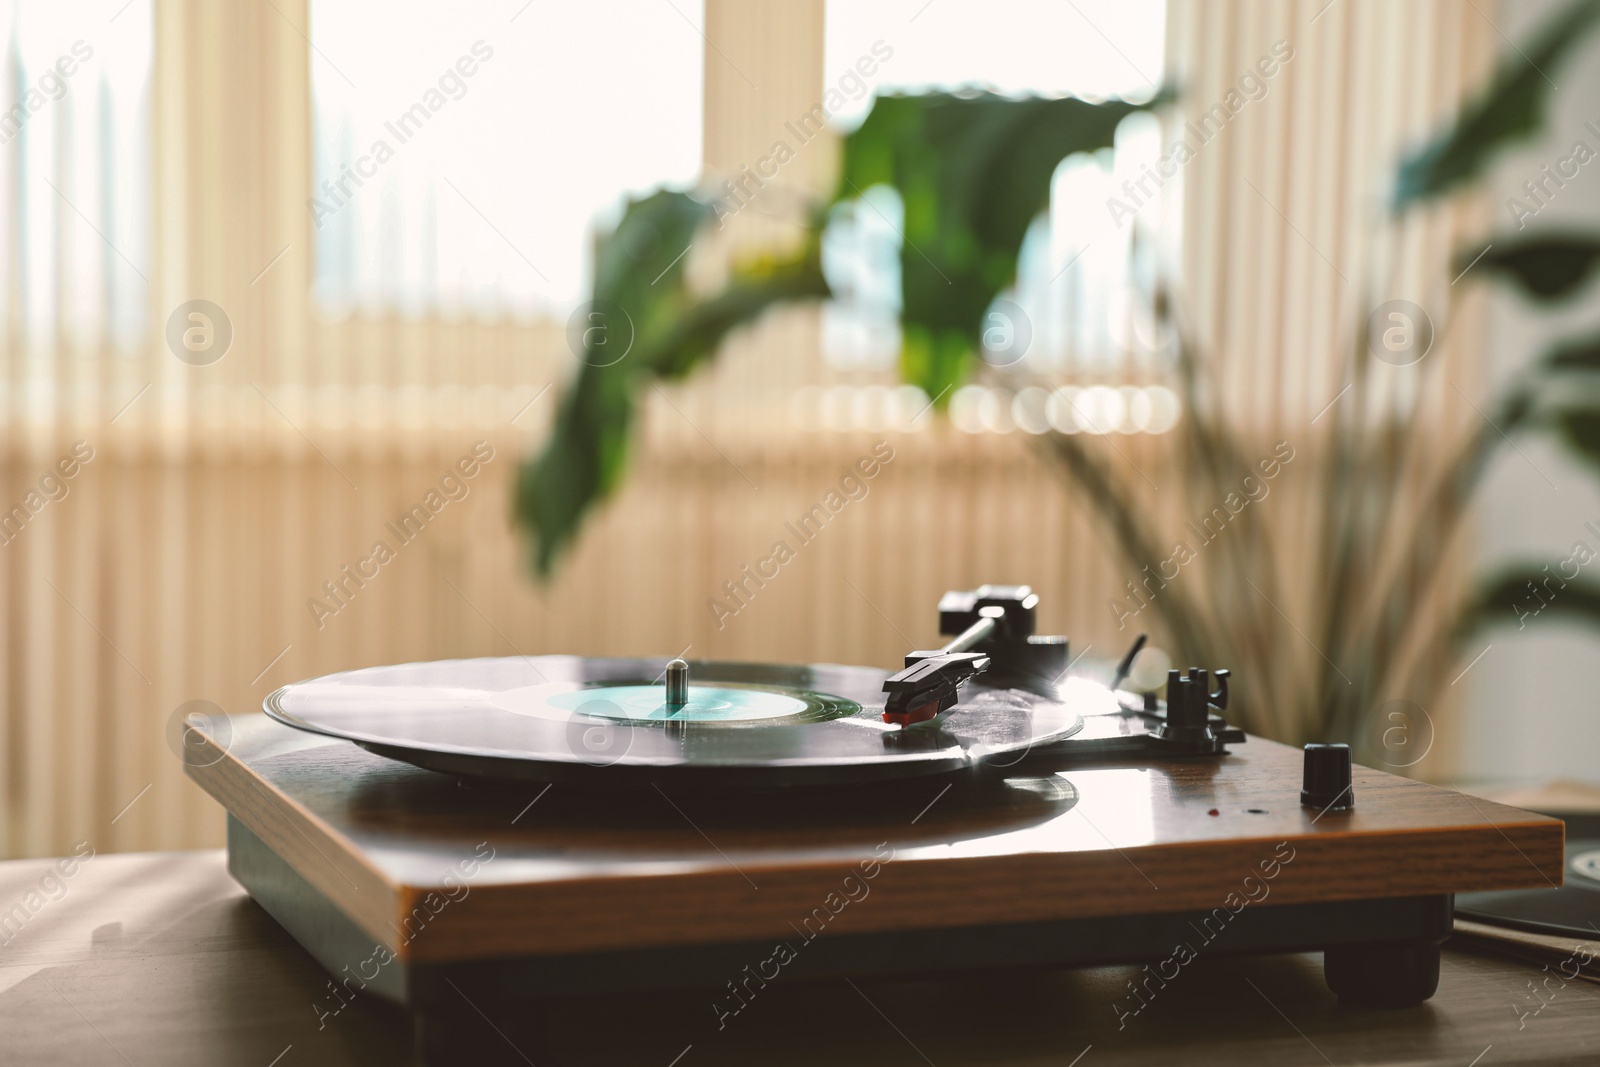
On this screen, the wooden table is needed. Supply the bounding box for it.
[2,850,1596,1066]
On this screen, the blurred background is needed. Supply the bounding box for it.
[1,0,1595,860]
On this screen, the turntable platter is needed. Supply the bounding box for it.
[263,655,1090,788]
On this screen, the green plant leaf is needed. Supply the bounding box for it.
[1544,331,1600,370]
[1516,335,1600,471]
[1392,0,1600,210]
[835,91,1164,400]
[518,90,1162,576]
[1464,234,1600,300]
[515,190,828,575]
[1552,406,1600,468]
[1463,566,1600,635]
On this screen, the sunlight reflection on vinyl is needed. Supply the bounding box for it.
[1056,674,1121,716]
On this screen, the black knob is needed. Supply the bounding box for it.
[1301,743,1355,811]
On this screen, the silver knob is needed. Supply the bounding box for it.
[665,659,689,708]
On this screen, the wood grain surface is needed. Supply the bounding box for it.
[182,715,1564,965]
[2,849,1597,1067]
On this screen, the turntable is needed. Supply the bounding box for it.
[183,585,1565,1064]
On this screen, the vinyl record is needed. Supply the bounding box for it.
[1457,813,1600,940]
[263,655,1093,788]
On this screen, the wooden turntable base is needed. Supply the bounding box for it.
[184,714,1563,1060]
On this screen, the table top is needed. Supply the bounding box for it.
[2,849,1596,1066]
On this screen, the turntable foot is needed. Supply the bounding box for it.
[1323,939,1441,1006]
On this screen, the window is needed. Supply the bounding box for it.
[1,0,151,358]
[309,0,705,319]
[821,0,1176,434]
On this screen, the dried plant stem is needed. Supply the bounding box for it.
[1034,435,1213,657]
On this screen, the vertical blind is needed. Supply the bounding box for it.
[2,0,151,387]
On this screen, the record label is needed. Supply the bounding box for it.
[491,682,858,724]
